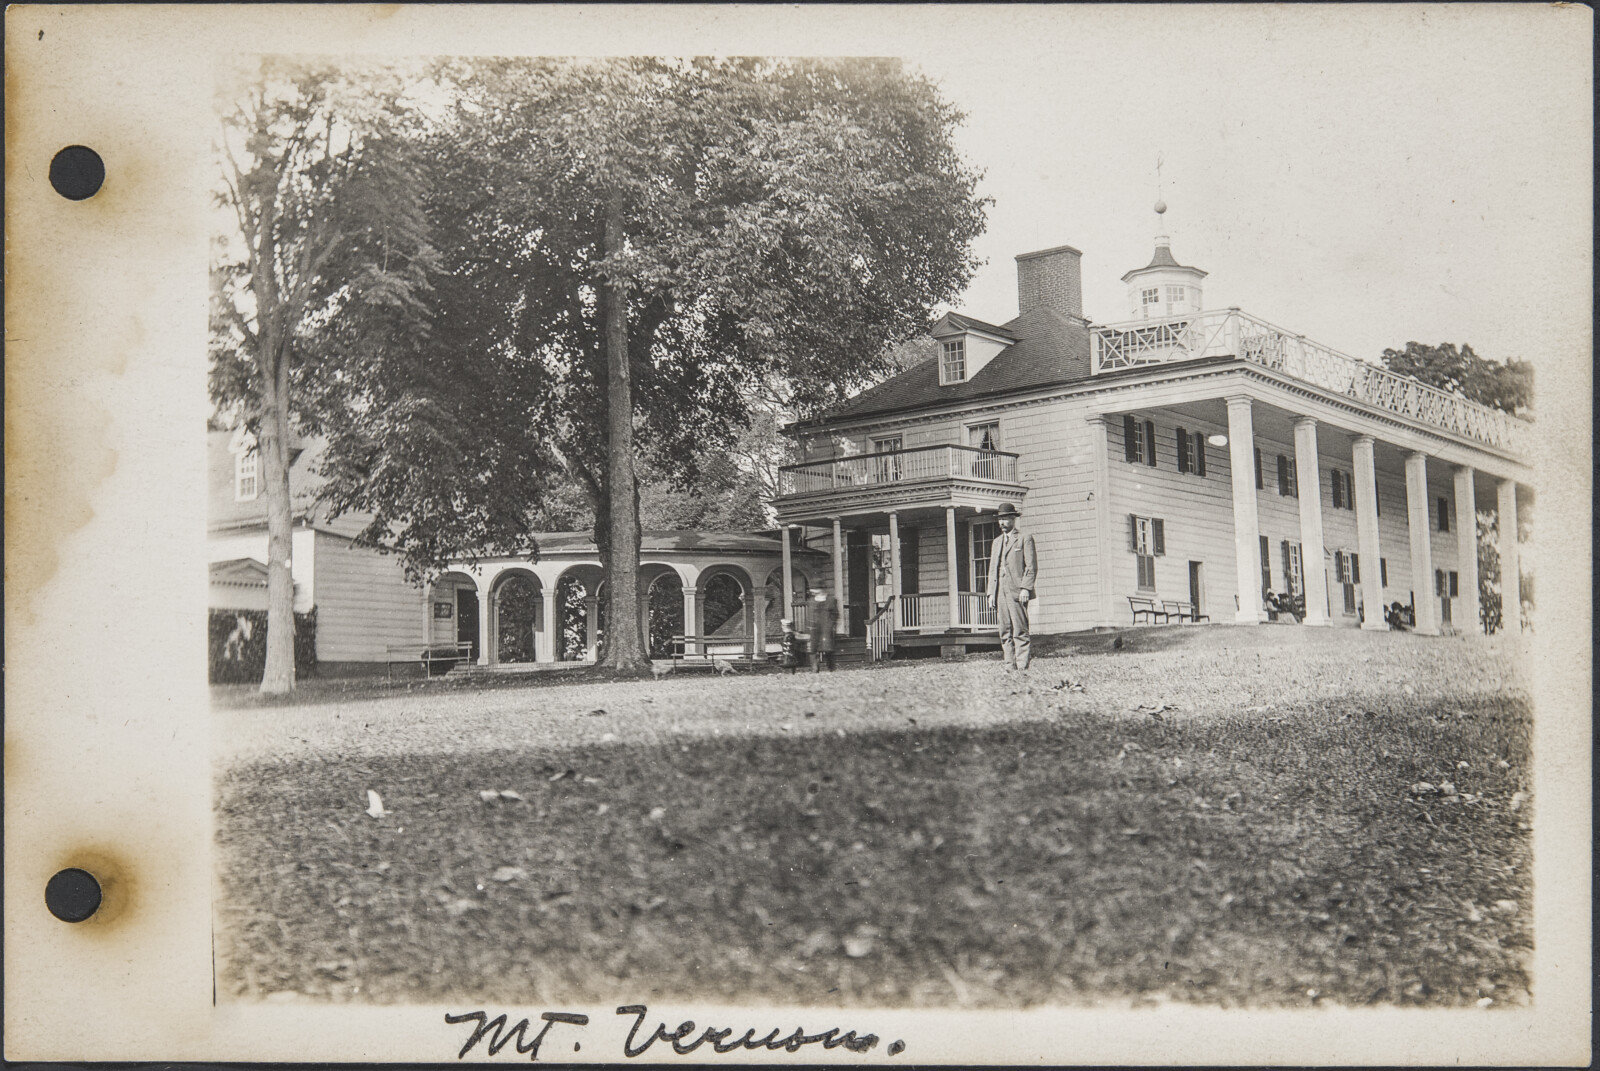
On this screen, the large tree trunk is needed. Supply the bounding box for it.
[599,194,650,673]
[258,342,297,694]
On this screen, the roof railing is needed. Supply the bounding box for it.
[777,443,1020,497]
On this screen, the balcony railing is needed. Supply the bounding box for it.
[778,444,1021,497]
[1090,308,1528,455]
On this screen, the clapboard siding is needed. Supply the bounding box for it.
[313,531,428,662]
[1002,396,1097,631]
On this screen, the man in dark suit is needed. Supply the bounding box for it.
[986,501,1037,670]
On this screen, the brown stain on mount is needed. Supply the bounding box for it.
[50,846,138,932]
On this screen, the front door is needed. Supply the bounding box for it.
[457,588,480,662]
[1188,561,1204,616]
[846,528,870,636]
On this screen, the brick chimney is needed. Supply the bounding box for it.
[1015,244,1084,321]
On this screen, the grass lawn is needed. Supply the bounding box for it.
[214,625,1533,1009]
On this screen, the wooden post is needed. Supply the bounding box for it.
[1454,467,1481,634]
[781,525,795,621]
[1352,436,1387,631]
[1405,452,1438,635]
[889,511,903,631]
[946,505,960,628]
[831,517,845,635]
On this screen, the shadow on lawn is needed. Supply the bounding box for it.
[215,686,1532,1010]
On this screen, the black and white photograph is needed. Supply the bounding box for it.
[5,4,1591,1064]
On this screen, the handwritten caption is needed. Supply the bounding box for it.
[445,1005,906,1060]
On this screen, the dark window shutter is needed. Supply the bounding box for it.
[1254,448,1263,489]
[1380,558,1387,586]
[1374,482,1380,516]
[1336,551,1347,583]
[1259,535,1272,596]
[1129,513,1139,552]
[1195,432,1206,476]
[1351,553,1361,584]
[900,526,920,594]
[1177,428,1189,473]
[1123,415,1138,463]
[1331,470,1343,509]
[1152,518,1165,556]
[1450,571,1459,596]
[1144,420,1157,467]
[1438,497,1450,531]
[1277,455,1289,496]
[1281,540,1291,591]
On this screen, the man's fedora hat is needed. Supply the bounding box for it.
[995,501,1021,518]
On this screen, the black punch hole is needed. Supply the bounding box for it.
[46,867,102,922]
[49,145,105,201]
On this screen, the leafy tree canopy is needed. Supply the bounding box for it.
[1379,342,1533,417]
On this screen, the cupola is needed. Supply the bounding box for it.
[1121,199,1206,320]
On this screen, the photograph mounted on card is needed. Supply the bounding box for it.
[4,3,1592,1065]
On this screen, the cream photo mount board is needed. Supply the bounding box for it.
[4,3,1591,1064]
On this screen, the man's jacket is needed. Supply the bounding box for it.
[987,529,1038,601]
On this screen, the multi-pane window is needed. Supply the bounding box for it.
[1166,285,1186,304]
[1335,551,1361,614]
[939,339,966,384]
[1330,468,1355,510]
[1276,454,1298,497]
[1281,540,1304,596]
[1176,428,1207,476]
[1123,415,1157,466]
[1259,535,1272,599]
[1437,496,1451,532]
[1129,514,1165,591]
[234,448,259,502]
[967,422,1001,479]
[970,519,998,596]
[1141,287,1160,306]
[871,436,903,482]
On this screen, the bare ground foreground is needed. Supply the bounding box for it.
[214,625,1533,1009]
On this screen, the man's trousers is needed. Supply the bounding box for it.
[996,596,1031,668]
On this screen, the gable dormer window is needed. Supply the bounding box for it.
[235,446,259,501]
[939,338,967,384]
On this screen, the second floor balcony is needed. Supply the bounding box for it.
[774,444,1024,523]
[1091,308,1529,457]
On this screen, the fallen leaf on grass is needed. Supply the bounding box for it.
[492,866,527,883]
[499,789,525,801]
[364,790,390,818]
[477,790,501,803]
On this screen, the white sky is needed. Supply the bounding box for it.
[897,5,1590,374]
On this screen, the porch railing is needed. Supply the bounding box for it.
[892,591,999,632]
[867,605,895,661]
[1089,308,1528,455]
[778,444,1021,496]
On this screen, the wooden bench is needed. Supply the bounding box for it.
[1127,596,1168,624]
[386,641,474,681]
[1162,599,1210,623]
[670,635,768,671]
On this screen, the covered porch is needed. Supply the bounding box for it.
[774,444,1027,657]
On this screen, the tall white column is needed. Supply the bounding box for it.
[682,586,699,655]
[1454,467,1481,634]
[831,517,846,634]
[780,525,795,620]
[1292,418,1329,626]
[752,593,767,656]
[1226,397,1263,624]
[422,579,434,643]
[584,595,600,662]
[539,585,560,661]
[1352,436,1387,630]
[1404,452,1439,635]
[1497,479,1521,633]
[889,510,903,631]
[477,584,493,665]
[1088,415,1117,628]
[945,505,961,628]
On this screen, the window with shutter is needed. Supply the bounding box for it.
[1259,535,1272,597]
[1124,415,1139,463]
[1144,420,1157,467]
[1334,551,1346,584]
[1281,540,1292,594]
[1177,428,1189,473]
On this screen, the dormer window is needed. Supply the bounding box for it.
[235,446,259,501]
[1141,287,1160,306]
[939,338,967,384]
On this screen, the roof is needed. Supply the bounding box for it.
[1120,242,1207,282]
[936,311,1017,340]
[801,308,1092,426]
[477,531,829,558]
[209,558,270,587]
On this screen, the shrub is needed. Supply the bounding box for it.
[209,607,318,684]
